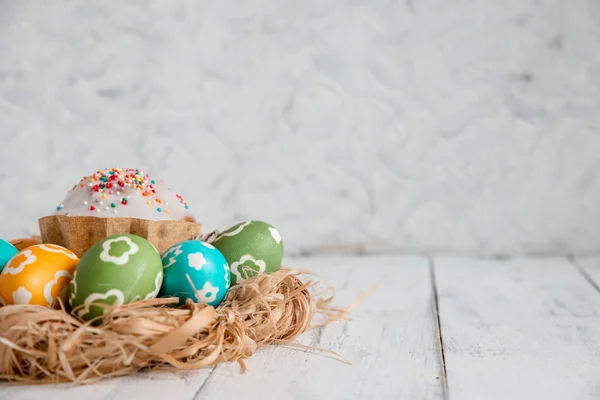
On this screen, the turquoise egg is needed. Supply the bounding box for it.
[160,240,230,307]
[0,240,18,273]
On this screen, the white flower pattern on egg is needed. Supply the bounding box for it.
[39,244,78,260]
[230,255,266,283]
[77,289,126,319]
[99,236,139,265]
[70,270,78,300]
[268,227,282,244]
[12,286,33,304]
[188,252,207,270]
[194,282,219,304]
[2,250,36,276]
[43,270,73,305]
[144,272,164,300]
[162,244,183,269]
[224,264,230,288]
[201,241,216,250]
[215,221,251,241]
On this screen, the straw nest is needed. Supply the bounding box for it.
[0,268,343,385]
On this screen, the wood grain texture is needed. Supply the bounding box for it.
[196,255,445,400]
[435,256,600,400]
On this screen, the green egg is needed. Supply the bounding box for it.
[68,234,163,321]
[212,221,283,285]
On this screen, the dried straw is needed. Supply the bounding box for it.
[0,268,342,385]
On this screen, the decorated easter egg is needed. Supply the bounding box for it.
[0,244,79,307]
[212,221,283,285]
[9,237,42,251]
[160,240,230,307]
[0,239,18,272]
[68,234,163,321]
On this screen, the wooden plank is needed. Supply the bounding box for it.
[196,255,445,400]
[2,369,213,400]
[2,255,443,399]
[435,256,600,400]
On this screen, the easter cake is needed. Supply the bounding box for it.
[39,168,202,257]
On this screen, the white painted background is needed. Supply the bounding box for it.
[0,0,599,256]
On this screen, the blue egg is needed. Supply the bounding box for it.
[160,240,230,307]
[0,239,18,273]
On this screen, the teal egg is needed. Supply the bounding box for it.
[212,221,284,285]
[0,240,18,273]
[160,240,230,307]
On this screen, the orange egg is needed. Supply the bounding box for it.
[0,244,79,307]
[9,237,43,251]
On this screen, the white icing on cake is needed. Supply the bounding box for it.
[52,168,195,221]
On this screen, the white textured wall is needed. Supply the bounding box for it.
[1,0,599,256]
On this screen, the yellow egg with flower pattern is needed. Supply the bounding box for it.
[0,244,79,307]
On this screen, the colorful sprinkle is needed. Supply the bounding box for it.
[68,168,191,215]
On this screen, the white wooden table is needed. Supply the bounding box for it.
[3,255,600,400]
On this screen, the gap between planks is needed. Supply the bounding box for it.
[428,256,449,399]
[190,366,215,400]
[568,255,600,296]
[195,255,445,399]
[434,256,600,400]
